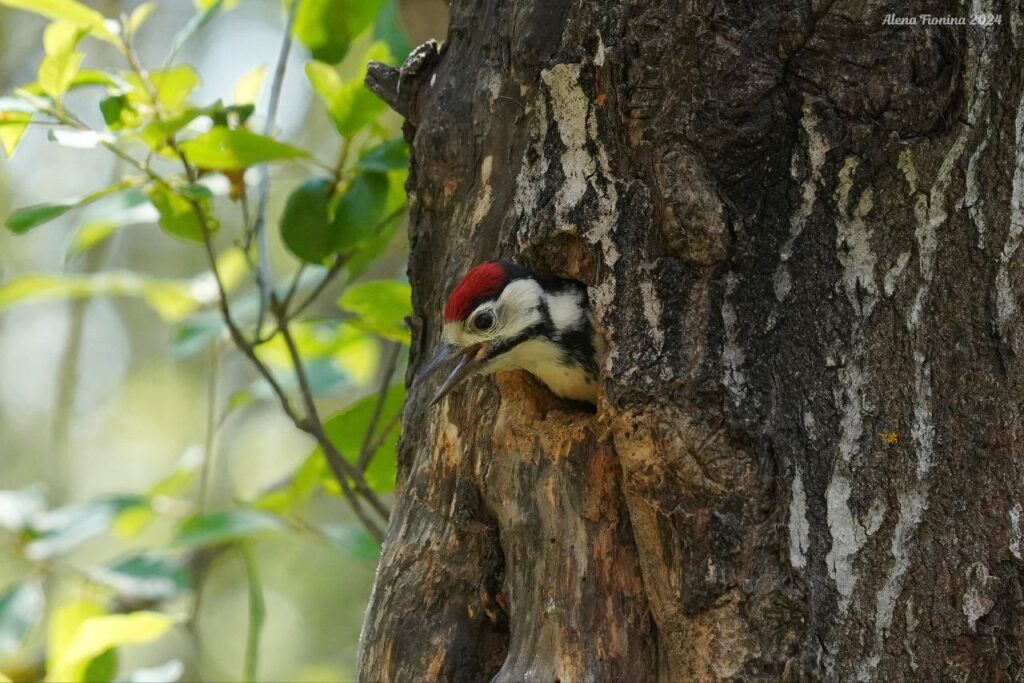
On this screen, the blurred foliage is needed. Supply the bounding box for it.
[0,0,414,680]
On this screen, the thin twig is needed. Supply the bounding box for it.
[287,255,347,322]
[357,341,402,471]
[281,263,307,312]
[192,203,303,424]
[270,298,390,527]
[252,0,301,334]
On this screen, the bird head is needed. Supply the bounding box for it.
[416,261,602,405]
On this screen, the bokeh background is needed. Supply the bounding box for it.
[0,1,447,681]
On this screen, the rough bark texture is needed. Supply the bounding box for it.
[359,0,1024,680]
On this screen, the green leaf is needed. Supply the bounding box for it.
[0,272,200,322]
[0,0,117,44]
[357,137,408,173]
[293,0,384,64]
[0,581,44,654]
[171,510,286,549]
[91,554,191,601]
[372,0,411,61]
[315,384,404,492]
[6,183,129,234]
[38,20,85,101]
[146,183,218,242]
[194,0,237,9]
[307,44,393,138]
[24,495,148,560]
[0,111,31,158]
[83,648,118,683]
[126,1,157,36]
[99,93,131,128]
[47,599,105,683]
[233,64,266,105]
[60,612,174,671]
[122,65,199,116]
[332,171,389,252]
[343,202,403,278]
[338,279,410,342]
[179,127,305,170]
[140,108,201,149]
[150,65,200,113]
[6,204,72,233]
[280,176,335,264]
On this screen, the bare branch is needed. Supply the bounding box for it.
[252,0,301,334]
[358,341,403,471]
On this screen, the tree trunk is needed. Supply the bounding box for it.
[358,0,1024,679]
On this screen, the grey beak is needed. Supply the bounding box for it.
[414,343,486,405]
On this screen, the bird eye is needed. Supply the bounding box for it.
[472,311,494,331]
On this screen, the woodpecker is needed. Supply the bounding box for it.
[417,261,605,405]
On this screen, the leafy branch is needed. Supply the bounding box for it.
[1,0,411,545]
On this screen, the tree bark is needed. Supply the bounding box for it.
[359,0,1024,680]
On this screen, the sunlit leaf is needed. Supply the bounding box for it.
[333,171,389,252]
[315,384,404,492]
[146,183,218,242]
[140,108,202,149]
[91,554,191,601]
[194,0,237,9]
[280,176,335,264]
[38,20,85,101]
[60,612,174,673]
[338,279,410,342]
[0,581,44,655]
[124,65,199,115]
[179,127,304,170]
[171,510,286,548]
[0,0,117,44]
[126,1,157,36]
[232,64,266,105]
[48,599,105,683]
[307,43,393,137]
[24,495,148,560]
[152,65,200,113]
[0,273,199,322]
[6,183,130,234]
[293,0,384,64]
[357,137,408,173]
[0,111,31,158]
[0,485,46,532]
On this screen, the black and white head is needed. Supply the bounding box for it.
[417,261,604,405]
